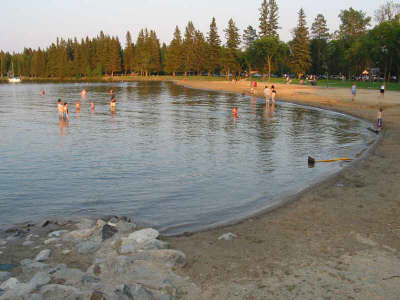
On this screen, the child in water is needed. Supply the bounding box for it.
[76,101,81,112]
[90,101,95,111]
[63,102,69,120]
[232,107,238,117]
[57,99,63,118]
[110,96,117,110]
[377,108,383,129]
[271,85,277,103]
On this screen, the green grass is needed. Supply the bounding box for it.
[251,77,400,91]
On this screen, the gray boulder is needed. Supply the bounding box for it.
[0,272,11,283]
[114,284,155,300]
[40,284,86,299]
[35,249,51,262]
[76,241,101,254]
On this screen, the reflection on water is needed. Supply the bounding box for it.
[0,81,375,234]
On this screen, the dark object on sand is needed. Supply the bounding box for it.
[308,156,316,166]
[367,127,380,134]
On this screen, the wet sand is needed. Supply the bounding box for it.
[168,80,400,299]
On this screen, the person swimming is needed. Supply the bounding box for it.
[110,96,117,110]
[57,99,64,119]
[232,107,238,117]
[80,89,88,98]
[40,90,46,96]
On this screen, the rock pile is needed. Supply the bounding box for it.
[0,217,200,300]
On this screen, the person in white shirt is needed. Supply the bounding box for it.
[263,86,271,104]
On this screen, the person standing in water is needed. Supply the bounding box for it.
[90,101,95,112]
[271,85,277,103]
[351,84,357,101]
[263,85,271,104]
[232,107,238,118]
[110,96,117,111]
[63,102,69,120]
[57,99,64,119]
[75,101,81,112]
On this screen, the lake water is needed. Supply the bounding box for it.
[0,81,375,234]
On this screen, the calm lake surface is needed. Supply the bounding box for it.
[0,81,375,234]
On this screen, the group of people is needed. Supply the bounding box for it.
[56,89,117,121]
[263,85,277,104]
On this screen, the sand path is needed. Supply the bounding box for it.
[168,80,400,299]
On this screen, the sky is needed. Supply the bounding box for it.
[0,0,388,53]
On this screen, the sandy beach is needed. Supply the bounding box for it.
[167,80,400,299]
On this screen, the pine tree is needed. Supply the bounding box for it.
[223,19,241,78]
[259,0,269,37]
[243,26,258,49]
[311,14,330,40]
[182,21,196,75]
[193,30,208,74]
[225,18,241,50]
[267,0,279,38]
[290,8,311,77]
[124,31,135,74]
[165,26,184,76]
[206,17,221,75]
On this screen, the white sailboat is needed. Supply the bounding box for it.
[8,62,21,83]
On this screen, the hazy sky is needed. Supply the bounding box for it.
[0,0,386,52]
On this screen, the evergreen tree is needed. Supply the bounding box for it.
[310,14,330,75]
[267,0,279,38]
[182,21,197,75]
[165,26,184,76]
[124,31,135,74]
[243,26,258,49]
[225,18,241,50]
[290,8,311,77]
[311,14,330,40]
[259,0,269,37]
[206,17,221,75]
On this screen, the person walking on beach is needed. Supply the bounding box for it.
[380,84,385,97]
[377,108,383,129]
[351,84,357,101]
[264,85,271,104]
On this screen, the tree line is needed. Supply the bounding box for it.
[1,0,399,80]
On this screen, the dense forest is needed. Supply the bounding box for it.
[1,0,399,80]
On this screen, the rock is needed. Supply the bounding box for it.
[101,224,118,241]
[81,275,100,285]
[29,272,51,289]
[40,284,84,299]
[35,249,51,262]
[0,272,11,282]
[115,284,155,300]
[28,294,42,300]
[52,267,85,285]
[0,240,7,247]
[126,228,159,244]
[133,250,186,268]
[76,241,101,254]
[39,220,51,227]
[0,288,4,297]
[120,239,138,254]
[115,220,137,234]
[64,228,96,240]
[96,219,106,228]
[62,250,71,255]
[120,239,169,254]
[90,290,106,300]
[218,233,237,241]
[48,230,69,238]
[22,240,34,246]
[20,259,49,274]
[76,218,96,230]
[44,238,59,245]
[0,264,18,272]
[0,278,20,290]
[0,282,34,299]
